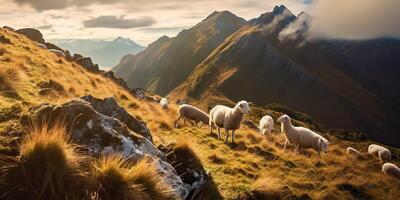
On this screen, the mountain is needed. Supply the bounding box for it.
[112,5,400,146]
[112,11,246,95]
[50,37,145,68]
[1,26,400,200]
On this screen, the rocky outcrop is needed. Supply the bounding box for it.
[102,71,128,88]
[16,28,45,44]
[80,95,151,141]
[19,96,207,199]
[76,57,99,71]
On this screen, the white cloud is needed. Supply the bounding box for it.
[308,0,400,39]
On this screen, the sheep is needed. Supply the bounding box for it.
[259,115,275,138]
[346,147,363,159]
[49,49,65,57]
[209,100,251,143]
[382,163,400,179]
[368,144,391,162]
[277,114,329,156]
[36,43,47,49]
[160,97,169,109]
[175,104,209,128]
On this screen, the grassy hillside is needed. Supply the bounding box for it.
[1,28,400,199]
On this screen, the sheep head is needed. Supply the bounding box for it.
[318,138,329,153]
[236,100,251,114]
[277,114,290,124]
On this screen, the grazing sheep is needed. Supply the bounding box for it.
[49,49,65,57]
[259,115,275,137]
[382,163,400,179]
[209,100,251,143]
[175,104,209,128]
[368,144,391,162]
[36,43,47,49]
[277,114,329,156]
[346,147,363,159]
[160,97,169,109]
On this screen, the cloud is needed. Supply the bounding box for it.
[14,0,69,11]
[83,15,156,29]
[307,0,400,39]
[36,24,53,29]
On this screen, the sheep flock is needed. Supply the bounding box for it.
[157,97,400,180]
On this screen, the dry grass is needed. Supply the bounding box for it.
[0,120,87,200]
[92,154,175,200]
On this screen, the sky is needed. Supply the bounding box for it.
[1,0,399,45]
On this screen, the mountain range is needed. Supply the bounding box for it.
[50,37,145,68]
[113,5,400,147]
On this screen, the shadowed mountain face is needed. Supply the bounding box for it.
[112,11,246,95]
[51,37,145,68]
[113,5,400,147]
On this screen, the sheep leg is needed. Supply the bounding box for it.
[209,121,213,134]
[283,139,288,151]
[224,129,230,143]
[217,127,221,139]
[175,116,182,128]
[231,130,235,143]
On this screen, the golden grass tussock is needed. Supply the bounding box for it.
[92,154,175,200]
[0,120,88,200]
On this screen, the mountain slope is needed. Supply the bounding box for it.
[1,27,400,200]
[112,11,246,95]
[170,6,400,147]
[51,37,145,68]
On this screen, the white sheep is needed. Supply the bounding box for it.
[209,100,251,143]
[368,144,391,162]
[160,97,169,109]
[382,163,400,179]
[49,49,65,57]
[277,114,329,156]
[36,43,47,49]
[175,104,209,128]
[346,147,363,159]
[259,115,275,137]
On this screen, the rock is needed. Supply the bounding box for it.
[242,119,259,131]
[36,43,47,49]
[132,88,145,99]
[3,26,15,31]
[73,53,83,61]
[176,99,188,105]
[80,95,151,141]
[20,97,194,199]
[16,28,45,44]
[76,57,98,71]
[64,50,73,61]
[45,42,64,52]
[102,71,128,88]
[49,49,65,57]
[0,35,11,44]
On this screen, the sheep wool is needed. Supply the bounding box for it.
[346,147,363,159]
[160,98,169,109]
[175,104,209,128]
[368,144,391,162]
[277,114,329,156]
[382,163,400,179]
[259,115,275,137]
[209,100,251,143]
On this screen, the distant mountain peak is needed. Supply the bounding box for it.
[250,5,295,26]
[272,5,289,15]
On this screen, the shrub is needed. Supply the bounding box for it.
[92,154,174,200]
[0,121,87,199]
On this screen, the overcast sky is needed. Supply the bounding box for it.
[1,0,399,45]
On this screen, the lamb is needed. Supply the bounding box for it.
[368,144,391,162]
[277,114,329,156]
[259,115,275,137]
[346,147,363,159]
[159,97,169,109]
[175,104,209,128]
[382,163,400,179]
[49,49,65,57]
[36,43,47,49]
[209,100,251,143]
